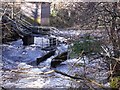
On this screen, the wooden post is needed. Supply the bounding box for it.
[22,35,34,46]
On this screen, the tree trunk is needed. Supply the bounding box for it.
[110,2,120,77]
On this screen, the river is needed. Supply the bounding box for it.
[1,30,110,88]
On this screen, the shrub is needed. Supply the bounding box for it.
[70,34,102,58]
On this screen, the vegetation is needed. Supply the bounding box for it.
[1,1,120,89]
[110,76,120,88]
[50,2,120,88]
[70,34,102,58]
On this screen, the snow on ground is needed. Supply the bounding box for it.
[1,30,109,88]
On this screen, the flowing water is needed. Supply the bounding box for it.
[1,30,110,88]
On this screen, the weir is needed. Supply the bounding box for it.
[2,14,68,67]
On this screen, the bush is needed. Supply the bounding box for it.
[50,9,74,28]
[110,76,120,88]
[70,34,102,58]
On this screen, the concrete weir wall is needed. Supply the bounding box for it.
[20,2,50,45]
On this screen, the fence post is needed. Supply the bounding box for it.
[22,35,34,45]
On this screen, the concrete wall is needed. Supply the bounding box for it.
[21,2,50,26]
[41,2,50,25]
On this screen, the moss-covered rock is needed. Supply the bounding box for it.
[110,76,120,88]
